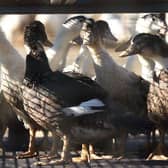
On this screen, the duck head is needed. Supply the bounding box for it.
[63,15,87,40]
[24,20,53,50]
[80,19,118,48]
[119,33,168,60]
[137,13,167,37]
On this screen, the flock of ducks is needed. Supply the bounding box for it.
[0,14,168,166]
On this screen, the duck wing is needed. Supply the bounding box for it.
[23,71,107,129]
[39,71,107,106]
[148,69,168,123]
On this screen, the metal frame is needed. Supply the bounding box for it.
[0,0,168,14]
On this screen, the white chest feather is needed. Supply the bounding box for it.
[138,55,155,82]
[154,57,168,70]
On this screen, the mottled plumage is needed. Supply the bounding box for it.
[119,33,168,160]
[148,69,168,125]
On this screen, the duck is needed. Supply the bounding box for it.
[79,18,155,157]
[46,15,114,162]
[46,15,86,71]
[23,20,133,165]
[15,21,53,159]
[0,15,87,158]
[0,23,34,153]
[117,13,167,82]
[119,33,168,160]
[63,16,119,160]
[0,20,53,159]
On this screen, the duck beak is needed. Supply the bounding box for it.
[43,39,53,47]
[119,47,138,57]
[116,36,138,57]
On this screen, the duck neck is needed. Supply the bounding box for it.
[86,46,106,68]
[46,26,73,71]
[138,55,155,82]
[0,30,25,83]
[74,45,94,77]
[87,45,132,93]
[154,56,168,70]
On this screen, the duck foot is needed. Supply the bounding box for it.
[33,159,70,166]
[72,154,114,163]
[147,153,168,160]
[38,154,59,161]
[112,156,124,160]
[72,156,89,163]
[16,151,37,159]
[90,154,113,160]
[147,143,168,160]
